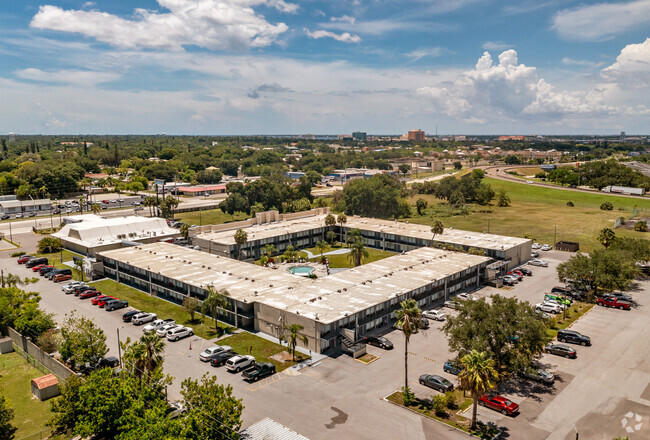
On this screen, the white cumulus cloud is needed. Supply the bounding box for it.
[601,38,650,88]
[30,0,295,51]
[330,15,356,24]
[552,0,650,41]
[16,68,121,86]
[304,28,361,43]
[417,49,615,119]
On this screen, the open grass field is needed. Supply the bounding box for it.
[175,209,248,226]
[88,279,233,340]
[406,178,650,252]
[0,352,57,439]
[216,332,309,372]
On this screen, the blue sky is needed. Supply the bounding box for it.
[0,0,649,135]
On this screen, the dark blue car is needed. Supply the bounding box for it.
[443,360,463,375]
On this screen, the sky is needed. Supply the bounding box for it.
[0,0,649,135]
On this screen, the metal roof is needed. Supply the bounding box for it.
[240,418,310,440]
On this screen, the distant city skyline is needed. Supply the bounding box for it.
[0,0,649,135]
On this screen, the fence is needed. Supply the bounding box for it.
[15,428,52,440]
[7,327,75,380]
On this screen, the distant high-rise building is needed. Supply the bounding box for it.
[620,131,626,142]
[408,129,425,141]
[352,131,367,141]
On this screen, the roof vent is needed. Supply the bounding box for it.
[337,289,341,293]
[202,265,205,268]
[245,277,249,280]
[343,288,347,291]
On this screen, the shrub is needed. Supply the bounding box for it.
[635,220,648,232]
[10,251,25,257]
[600,201,613,211]
[566,201,574,207]
[443,391,458,410]
[38,237,62,253]
[37,329,62,354]
[402,386,415,406]
[431,394,448,417]
[616,216,626,225]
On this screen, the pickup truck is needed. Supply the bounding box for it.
[596,297,631,310]
[132,312,158,325]
[143,318,175,333]
[242,362,276,381]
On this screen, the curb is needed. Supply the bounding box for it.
[355,354,379,365]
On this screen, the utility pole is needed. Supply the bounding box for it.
[117,328,122,367]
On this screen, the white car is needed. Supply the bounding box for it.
[532,243,541,249]
[422,310,446,321]
[529,259,548,267]
[526,180,533,184]
[62,281,86,293]
[457,293,477,301]
[156,323,179,337]
[199,345,232,362]
[167,326,193,341]
[544,299,567,310]
[143,318,175,333]
[132,312,157,325]
[225,355,255,373]
[541,244,553,251]
[444,300,459,309]
[535,302,562,314]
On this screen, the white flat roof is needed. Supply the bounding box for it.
[99,242,490,324]
[196,214,529,251]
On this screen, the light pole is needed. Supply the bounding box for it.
[28,195,37,229]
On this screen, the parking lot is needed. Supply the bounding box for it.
[3,247,650,440]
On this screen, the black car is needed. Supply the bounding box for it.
[604,292,633,302]
[122,310,141,322]
[551,286,572,296]
[105,299,129,311]
[364,336,394,350]
[26,257,48,268]
[0,214,9,220]
[210,351,238,367]
[98,356,120,368]
[74,286,95,297]
[557,329,591,346]
[518,267,532,276]
[420,317,430,330]
[40,266,57,276]
[419,374,454,392]
[544,343,577,359]
[45,269,63,279]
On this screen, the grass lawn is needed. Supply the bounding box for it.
[545,301,594,339]
[175,209,249,226]
[216,332,309,372]
[406,178,650,252]
[300,244,397,268]
[88,279,234,340]
[32,249,85,281]
[0,352,57,439]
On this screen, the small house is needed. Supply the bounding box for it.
[31,374,60,401]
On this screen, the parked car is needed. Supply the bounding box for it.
[53,274,72,283]
[506,271,523,282]
[0,214,9,220]
[603,292,633,302]
[443,360,463,375]
[79,290,100,299]
[225,355,255,373]
[419,374,454,392]
[532,243,541,249]
[47,269,71,280]
[62,281,85,292]
[363,336,394,350]
[544,343,577,358]
[535,302,562,314]
[457,293,477,301]
[596,296,631,310]
[557,329,591,346]
[541,244,553,251]
[98,356,120,368]
[31,264,48,272]
[199,345,232,362]
[520,367,555,384]
[210,351,238,367]
[132,312,157,325]
[422,310,446,321]
[105,299,129,311]
[166,401,188,419]
[531,251,540,258]
[528,259,548,267]
[15,213,23,218]
[420,316,430,329]
[444,300,459,309]
[91,294,112,304]
[166,326,193,341]
[156,322,179,336]
[131,201,141,206]
[40,266,58,276]
[26,257,48,268]
[544,299,568,310]
[544,294,572,306]
[479,395,520,415]
[501,275,517,286]
[518,267,532,276]
[143,319,175,333]
[97,296,117,308]
[75,286,96,297]
[242,362,276,381]
[122,310,142,322]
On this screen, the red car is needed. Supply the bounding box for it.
[507,271,523,281]
[17,255,33,264]
[79,290,100,299]
[97,296,117,308]
[596,297,631,310]
[479,394,520,416]
[91,294,111,305]
[32,264,50,272]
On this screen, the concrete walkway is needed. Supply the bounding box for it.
[303,247,351,259]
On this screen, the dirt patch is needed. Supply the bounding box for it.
[270,351,293,362]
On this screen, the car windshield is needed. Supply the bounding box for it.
[504,400,512,406]
[441,378,452,386]
[377,337,387,342]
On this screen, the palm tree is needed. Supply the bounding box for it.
[143,196,158,217]
[78,195,85,214]
[74,258,85,281]
[395,299,422,393]
[326,230,337,244]
[459,350,499,430]
[201,286,231,335]
[346,228,362,247]
[431,219,444,242]
[180,223,190,241]
[338,213,347,243]
[91,203,101,215]
[39,185,49,199]
[280,323,308,361]
[315,240,329,260]
[283,245,298,263]
[597,227,616,249]
[2,273,26,288]
[233,228,248,260]
[348,239,369,267]
[262,244,276,258]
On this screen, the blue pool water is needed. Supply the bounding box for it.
[288,266,314,276]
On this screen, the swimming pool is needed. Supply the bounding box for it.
[288,265,314,276]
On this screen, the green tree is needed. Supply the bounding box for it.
[337,213,347,242]
[159,196,180,219]
[415,198,428,215]
[342,174,409,219]
[443,295,548,373]
[395,299,422,392]
[459,350,499,430]
[504,155,521,165]
[180,223,190,240]
[249,201,265,217]
[262,243,276,258]
[634,220,648,232]
[201,287,231,335]
[37,237,62,253]
[280,323,308,361]
[143,196,158,217]
[91,203,101,215]
[598,228,616,249]
[348,238,369,267]
[398,163,411,177]
[13,302,55,339]
[219,194,247,219]
[0,393,17,440]
[600,201,613,211]
[610,237,650,265]
[59,311,108,370]
[74,258,85,282]
[326,230,337,244]
[121,332,166,384]
[557,249,638,296]
[315,240,329,260]
[453,161,463,170]
[233,228,248,260]
[283,245,298,263]
[430,219,444,241]
[179,373,243,440]
[497,190,511,207]
[183,296,200,323]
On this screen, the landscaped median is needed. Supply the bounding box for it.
[216,332,309,372]
[88,279,233,340]
[545,301,594,340]
[385,389,500,439]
